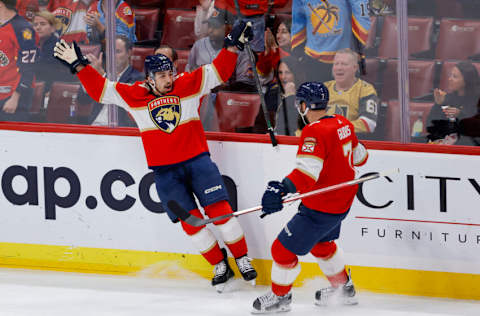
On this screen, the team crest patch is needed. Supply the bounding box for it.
[148,96,181,133]
[301,137,316,153]
[22,29,33,40]
[0,51,9,67]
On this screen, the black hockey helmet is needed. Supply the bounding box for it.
[296,81,329,111]
[144,54,173,78]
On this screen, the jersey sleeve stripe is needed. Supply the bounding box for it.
[291,29,306,49]
[295,155,324,182]
[359,116,376,133]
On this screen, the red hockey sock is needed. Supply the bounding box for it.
[326,269,348,288]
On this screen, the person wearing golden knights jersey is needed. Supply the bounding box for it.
[324,48,379,135]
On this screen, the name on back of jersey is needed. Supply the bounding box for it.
[337,125,351,140]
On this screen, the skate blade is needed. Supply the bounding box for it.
[215,277,236,293]
[315,295,358,307]
[249,279,256,287]
[251,305,291,314]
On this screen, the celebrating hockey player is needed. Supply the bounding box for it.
[252,82,369,313]
[53,21,257,292]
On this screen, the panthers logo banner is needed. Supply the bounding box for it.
[148,96,181,133]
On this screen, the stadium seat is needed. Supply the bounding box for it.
[31,81,45,114]
[176,49,189,74]
[271,0,292,13]
[384,100,434,142]
[161,9,196,49]
[434,0,464,19]
[46,82,81,123]
[131,46,154,73]
[435,19,480,60]
[163,0,197,9]
[215,91,261,132]
[363,58,380,87]
[78,44,101,58]
[134,7,161,41]
[381,59,436,101]
[437,60,480,91]
[366,16,377,50]
[377,15,434,58]
[130,0,162,8]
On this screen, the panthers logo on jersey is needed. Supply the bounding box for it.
[148,96,181,133]
[53,7,72,36]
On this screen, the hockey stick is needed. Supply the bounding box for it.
[167,168,399,227]
[244,23,278,147]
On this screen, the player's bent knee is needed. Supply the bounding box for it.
[180,209,205,235]
[216,216,244,244]
[272,238,298,268]
[311,241,337,260]
[204,200,233,225]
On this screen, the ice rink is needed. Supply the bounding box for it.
[0,268,478,316]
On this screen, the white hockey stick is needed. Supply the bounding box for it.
[167,168,399,227]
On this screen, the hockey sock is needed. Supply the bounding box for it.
[180,208,224,265]
[271,239,301,296]
[205,201,248,258]
[311,241,348,287]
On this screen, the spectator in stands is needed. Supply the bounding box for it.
[275,17,291,58]
[0,0,37,122]
[85,0,136,45]
[47,0,91,44]
[292,0,371,83]
[154,44,179,75]
[16,0,38,22]
[194,0,216,39]
[186,13,254,91]
[33,11,71,90]
[214,0,289,53]
[426,61,480,145]
[324,48,379,135]
[274,56,305,136]
[78,35,143,126]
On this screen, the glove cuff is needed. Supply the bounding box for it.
[282,177,297,194]
[70,56,90,74]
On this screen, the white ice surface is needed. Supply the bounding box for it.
[0,268,478,316]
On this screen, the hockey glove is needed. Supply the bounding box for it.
[224,20,254,51]
[53,39,90,74]
[261,181,288,217]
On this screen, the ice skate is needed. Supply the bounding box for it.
[252,291,292,314]
[212,248,235,293]
[314,272,358,306]
[235,254,257,286]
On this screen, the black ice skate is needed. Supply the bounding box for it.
[314,270,358,306]
[235,254,257,286]
[212,248,235,293]
[252,291,292,314]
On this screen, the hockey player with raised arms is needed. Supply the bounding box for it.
[252,82,369,313]
[53,21,257,292]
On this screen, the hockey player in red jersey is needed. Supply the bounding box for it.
[53,21,257,292]
[252,82,369,313]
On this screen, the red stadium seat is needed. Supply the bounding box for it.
[31,81,45,114]
[176,49,189,74]
[131,46,154,73]
[435,19,480,60]
[134,7,160,41]
[78,44,101,58]
[163,0,197,9]
[46,82,81,123]
[130,0,163,7]
[161,9,196,49]
[381,59,436,101]
[437,60,480,91]
[271,0,292,14]
[378,16,434,58]
[215,91,261,132]
[366,16,376,50]
[434,0,464,19]
[384,100,434,142]
[363,58,380,87]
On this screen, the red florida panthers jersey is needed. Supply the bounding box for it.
[77,49,238,167]
[48,0,89,43]
[286,115,368,214]
[0,14,37,101]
